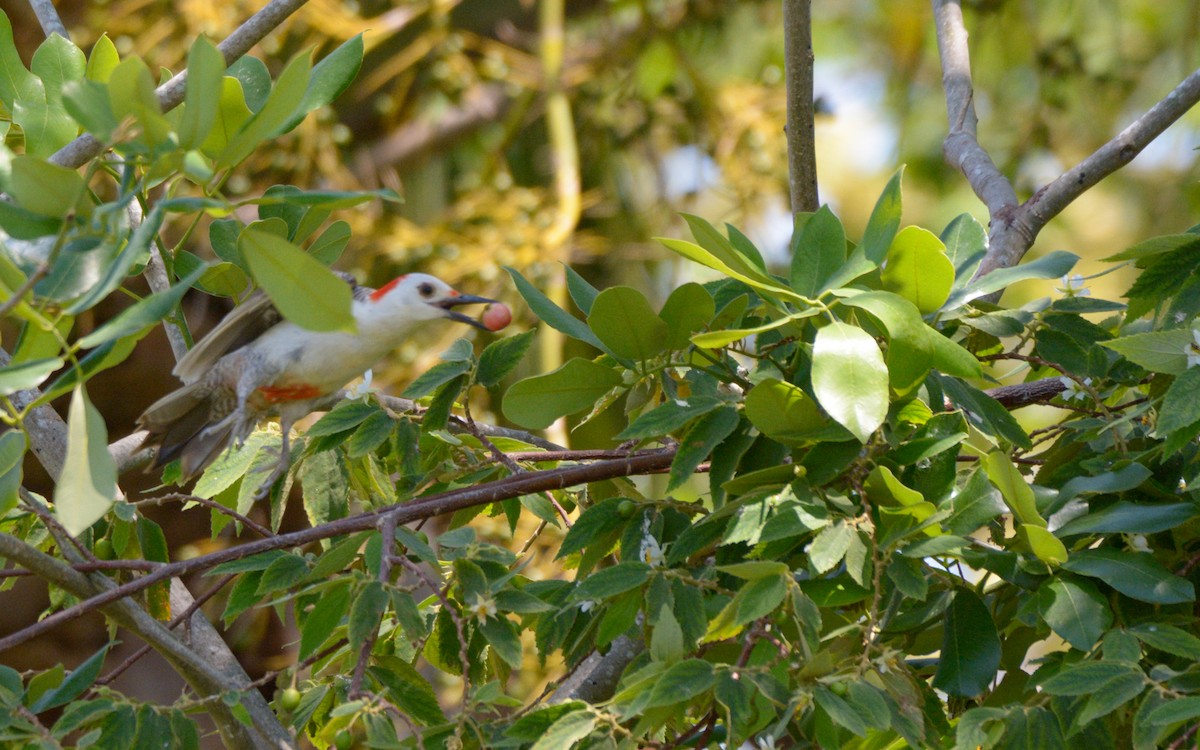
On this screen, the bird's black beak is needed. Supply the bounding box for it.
[437,293,496,330]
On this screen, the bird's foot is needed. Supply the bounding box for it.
[250,427,294,501]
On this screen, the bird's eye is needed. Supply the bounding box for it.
[418,283,435,298]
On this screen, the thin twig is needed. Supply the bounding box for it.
[349,514,397,697]
[136,493,273,538]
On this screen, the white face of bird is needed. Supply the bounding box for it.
[365,273,495,329]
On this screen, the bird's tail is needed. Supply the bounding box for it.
[138,384,239,480]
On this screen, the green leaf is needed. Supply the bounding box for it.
[1062,549,1195,604]
[703,574,787,642]
[502,358,623,429]
[1075,671,1147,728]
[809,521,854,573]
[814,686,868,737]
[791,204,847,296]
[983,451,1044,527]
[345,411,392,459]
[227,55,270,111]
[1101,328,1193,375]
[192,431,275,499]
[255,553,310,595]
[743,378,829,444]
[217,51,311,168]
[1146,696,1200,727]
[0,356,63,395]
[658,283,715,350]
[369,656,447,726]
[940,375,1032,449]
[563,264,599,314]
[925,327,983,378]
[177,36,225,149]
[690,309,820,349]
[859,167,904,265]
[1055,501,1194,537]
[199,76,252,156]
[278,35,363,133]
[573,561,651,601]
[31,33,85,103]
[77,263,206,349]
[941,213,987,289]
[0,199,62,238]
[1158,366,1200,435]
[306,400,380,437]
[932,589,1001,697]
[530,710,596,750]
[668,406,739,491]
[239,226,355,332]
[1018,523,1068,566]
[657,237,802,302]
[107,56,170,148]
[587,286,668,361]
[0,431,25,514]
[348,581,387,650]
[308,219,351,266]
[880,226,953,313]
[15,92,82,157]
[1040,661,1143,696]
[649,603,684,663]
[67,204,165,315]
[945,250,1079,309]
[558,498,628,558]
[682,213,770,281]
[477,330,535,388]
[811,321,889,443]
[54,387,117,536]
[617,396,723,441]
[1106,233,1200,261]
[504,266,607,352]
[0,12,42,106]
[1128,623,1200,659]
[85,34,119,82]
[838,290,935,394]
[299,580,351,659]
[401,360,471,400]
[1037,577,1111,651]
[28,644,109,713]
[643,658,714,709]
[9,156,85,217]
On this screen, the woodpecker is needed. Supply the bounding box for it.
[138,272,502,493]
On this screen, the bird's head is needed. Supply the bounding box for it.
[366,273,495,330]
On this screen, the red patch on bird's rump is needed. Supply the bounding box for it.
[369,275,407,302]
[257,384,322,403]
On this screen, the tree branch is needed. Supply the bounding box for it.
[933,0,1200,277]
[0,534,295,748]
[50,0,311,169]
[783,0,818,215]
[0,449,676,654]
[931,0,1018,220]
[27,0,67,39]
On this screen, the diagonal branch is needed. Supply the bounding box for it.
[50,0,311,168]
